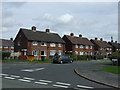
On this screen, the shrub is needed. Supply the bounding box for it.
[96,55,104,59]
[2,52,11,60]
[19,55,27,60]
[27,56,35,61]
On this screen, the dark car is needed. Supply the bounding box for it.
[53,55,73,64]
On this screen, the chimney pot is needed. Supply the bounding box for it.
[70,33,74,36]
[10,38,13,41]
[95,37,97,40]
[46,29,50,32]
[115,41,117,43]
[31,26,36,31]
[79,34,82,37]
[100,38,103,41]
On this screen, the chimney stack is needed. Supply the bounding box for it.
[95,37,97,40]
[100,38,103,41]
[46,29,50,32]
[79,34,82,37]
[70,33,74,36]
[31,26,36,31]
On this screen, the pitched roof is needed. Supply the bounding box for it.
[0,39,14,46]
[108,42,120,49]
[20,28,65,43]
[64,35,94,45]
[91,40,112,48]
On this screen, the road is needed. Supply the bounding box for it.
[1,61,112,89]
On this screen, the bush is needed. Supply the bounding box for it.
[96,55,104,59]
[2,52,11,60]
[19,55,27,60]
[69,55,91,61]
[27,56,35,61]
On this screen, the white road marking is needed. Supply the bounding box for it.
[39,79,52,83]
[0,73,8,76]
[56,82,71,86]
[77,85,94,89]
[35,81,48,85]
[23,77,35,80]
[18,79,31,82]
[53,84,69,88]
[4,77,15,80]
[10,75,20,78]
[21,68,45,72]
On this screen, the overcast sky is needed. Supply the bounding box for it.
[1,2,118,42]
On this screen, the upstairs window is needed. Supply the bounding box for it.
[0,46,2,48]
[58,43,62,47]
[50,43,56,47]
[75,45,78,48]
[32,41,38,46]
[41,42,47,46]
[18,41,20,46]
[80,52,84,55]
[86,45,89,49]
[90,46,92,49]
[80,45,84,48]
[4,46,8,48]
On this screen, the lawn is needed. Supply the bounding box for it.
[101,66,120,74]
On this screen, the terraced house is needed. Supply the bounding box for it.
[62,33,94,56]
[90,38,112,57]
[14,26,65,59]
[108,41,120,52]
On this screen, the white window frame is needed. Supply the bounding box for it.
[90,46,92,49]
[4,46,8,48]
[50,50,56,56]
[0,46,2,48]
[41,51,47,56]
[41,42,47,46]
[58,43,62,47]
[80,45,84,48]
[75,51,78,55]
[32,50,37,56]
[50,43,56,47]
[80,52,84,55]
[11,46,14,49]
[86,45,89,49]
[75,45,78,48]
[32,41,38,46]
[58,50,62,55]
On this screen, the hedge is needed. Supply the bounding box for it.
[2,52,11,60]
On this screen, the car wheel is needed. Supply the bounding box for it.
[70,60,73,63]
[60,61,63,64]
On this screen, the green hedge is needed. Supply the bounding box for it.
[2,52,11,60]
[110,52,120,59]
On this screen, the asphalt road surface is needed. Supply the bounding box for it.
[1,61,112,89]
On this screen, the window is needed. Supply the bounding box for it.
[75,45,78,48]
[90,52,93,55]
[106,48,109,50]
[41,51,46,56]
[18,41,20,46]
[86,45,89,49]
[58,50,62,55]
[41,42,47,46]
[80,52,84,55]
[32,41,38,45]
[4,46,8,48]
[110,48,112,50]
[0,46,2,48]
[32,50,37,56]
[75,51,78,55]
[11,46,14,49]
[58,43,62,47]
[80,45,84,48]
[50,50,56,56]
[50,43,56,47]
[90,46,92,49]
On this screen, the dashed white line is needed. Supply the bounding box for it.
[18,79,31,82]
[21,70,34,72]
[35,81,48,85]
[35,68,44,71]
[77,85,94,89]
[56,82,71,86]
[23,77,35,80]
[53,84,69,88]
[4,77,15,80]
[0,73,8,76]
[39,79,52,83]
[10,75,20,78]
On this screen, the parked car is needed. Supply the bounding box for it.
[53,55,73,64]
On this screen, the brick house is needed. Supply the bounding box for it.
[0,38,14,52]
[62,33,94,56]
[90,38,112,57]
[14,26,65,59]
[108,41,120,52]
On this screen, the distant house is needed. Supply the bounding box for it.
[108,41,120,52]
[62,33,94,56]
[90,38,112,57]
[14,26,65,59]
[0,38,14,52]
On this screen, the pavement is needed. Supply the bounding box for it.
[74,60,120,89]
